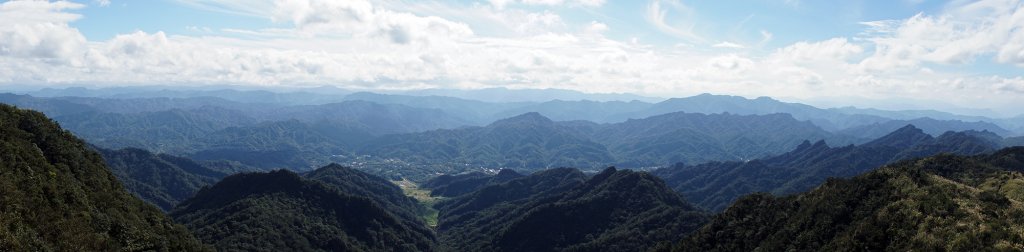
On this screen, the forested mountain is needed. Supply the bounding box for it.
[98,147,228,211]
[592,112,857,166]
[668,147,1024,251]
[362,112,617,169]
[436,167,708,252]
[261,100,474,135]
[601,93,891,130]
[362,112,856,171]
[171,169,435,252]
[186,120,356,170]
[653,125,1003,212]
[838,117,1012,139]
[0,104,208,251]
[56,106,257,151]
[421,169,524,197]
[304,164,427,225]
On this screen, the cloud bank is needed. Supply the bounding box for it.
[0,0,1022,113]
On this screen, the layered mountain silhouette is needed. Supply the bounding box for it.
[361,112,617,169]
[667,147,1024,251]
[654,125,1004,211]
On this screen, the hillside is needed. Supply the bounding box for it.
[421,169,524,197]
[436,167,708,252]
[98,147,227,211]
[594,112,856,166]
[171,170,436,251]
[654,125,1003,211]
[362,112,617,170]
[838,117,1012,139]
[668,147,1024,251]
[304,164,428,225]
[0,104,208,251]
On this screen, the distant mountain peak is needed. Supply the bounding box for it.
[863,124,933,149]
[490,112,554,126]
[793,139,829,152]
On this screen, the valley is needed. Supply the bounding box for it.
[2,87,1022,251]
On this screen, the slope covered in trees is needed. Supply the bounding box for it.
[362,112,617,169]
[171,169,436,251]
[592,112,858,166]
[669,147,1024,251]
[654,125,1003,211]
[0,104,208,251]
[838,117,1012,139]
[436,167,708,252]
[363,112,856,171]
[304,164,428,225]
[421,169,524,197]
[98,147,227,211]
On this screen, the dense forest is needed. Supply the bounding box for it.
[666,147,1024,251]
[170,169,435,251]
[421,169,523,197]
[434,167,708,252]
[98,147,228,211]
[0,104,209,251]
[654,124,1005,211]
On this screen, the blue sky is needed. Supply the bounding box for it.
[1,0,1022,114]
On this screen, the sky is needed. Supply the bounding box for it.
[0,0,1022,115]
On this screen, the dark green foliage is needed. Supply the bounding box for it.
[97,147,228,211]
[0,104,209,251]
[436,167,708,252]
[654,125,1002,212]
[669,148,1024,251]
[421,169,523,197]
[304,164,427,225]
[171,170,436,252]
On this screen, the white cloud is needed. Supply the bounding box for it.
[584,21,608,34]
[95,0,111,7]
[858,0,1024,70]
[271,0,473,44]
[712,41,745,49]
[0,1,86,60]
[489,0,605,9]
[0,0,1022,113]
[770,38,863,63]
[645,0,705,43]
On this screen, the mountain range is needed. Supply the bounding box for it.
[435,167,708,252]
[653,124,1007,212]
[5,101,1024,251]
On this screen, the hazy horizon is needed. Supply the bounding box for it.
[1,0,1022,115]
